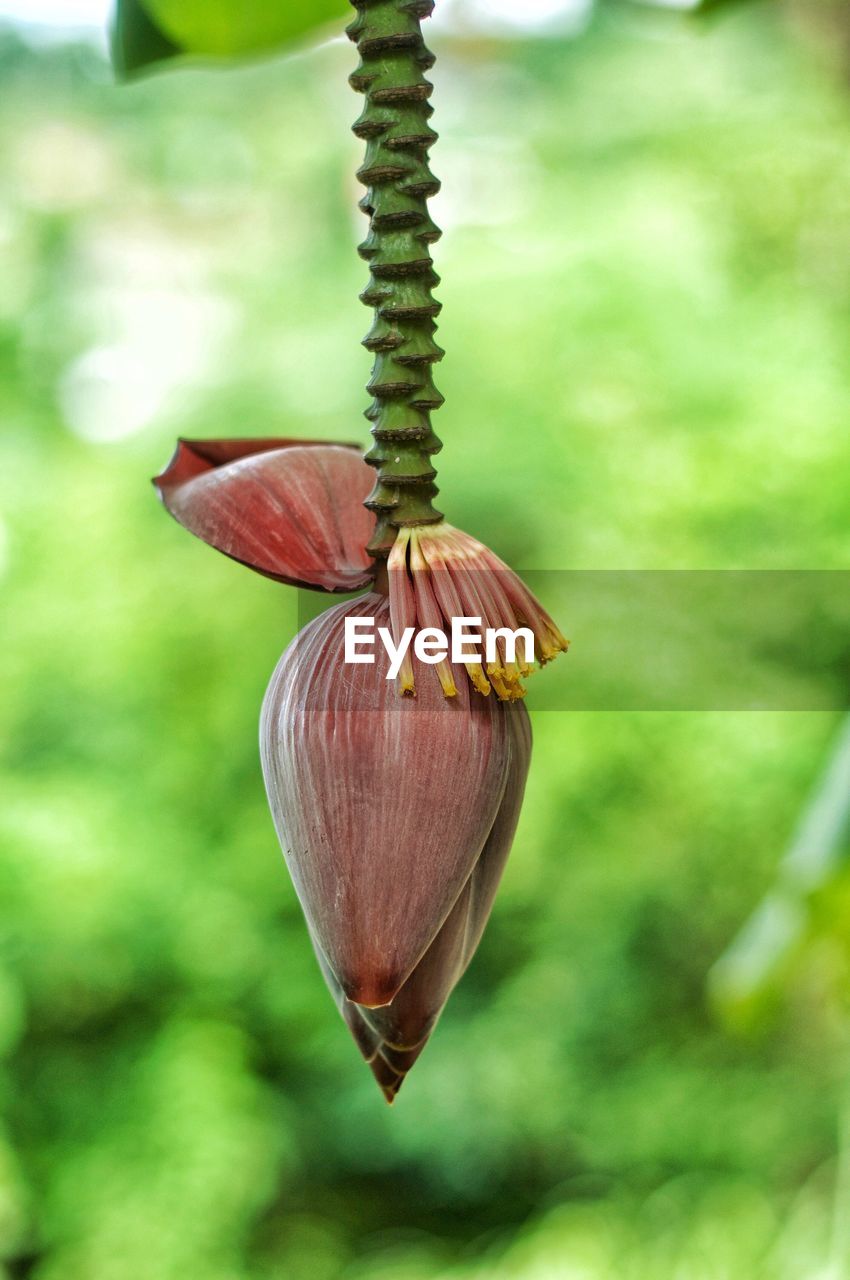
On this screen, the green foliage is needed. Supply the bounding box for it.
[144,0,345,57]
[112,0,345,75]
[2,4,850,1277]
[111,0,181,80]
[696,0,768,11]
[710,716,850,1029]
[109,0,766,79]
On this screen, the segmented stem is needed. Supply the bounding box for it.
[348,0,444,559]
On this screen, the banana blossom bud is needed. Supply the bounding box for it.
[261,593,531,1099]
[153,437,555,1099]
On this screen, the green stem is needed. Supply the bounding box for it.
[348,0,445,559]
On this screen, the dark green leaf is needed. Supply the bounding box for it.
[111,0,183,79]
[694,0,768,12]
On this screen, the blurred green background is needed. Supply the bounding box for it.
[2,1,850,1276]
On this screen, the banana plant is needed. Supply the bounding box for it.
[111,0,755,1101]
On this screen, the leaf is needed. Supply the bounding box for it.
[111,0,345,76]
[111,0,183,79]
[694,0,767,12]
[621,0,767,13]
[709,715,850,1028]
[141,0,345,58]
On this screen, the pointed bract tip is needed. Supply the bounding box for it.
[368,1053,406,1103]
[344,976,405,1010]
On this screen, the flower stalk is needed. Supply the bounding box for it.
[348,0,445,558]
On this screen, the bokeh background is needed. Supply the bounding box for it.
[3,1,850,1275]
